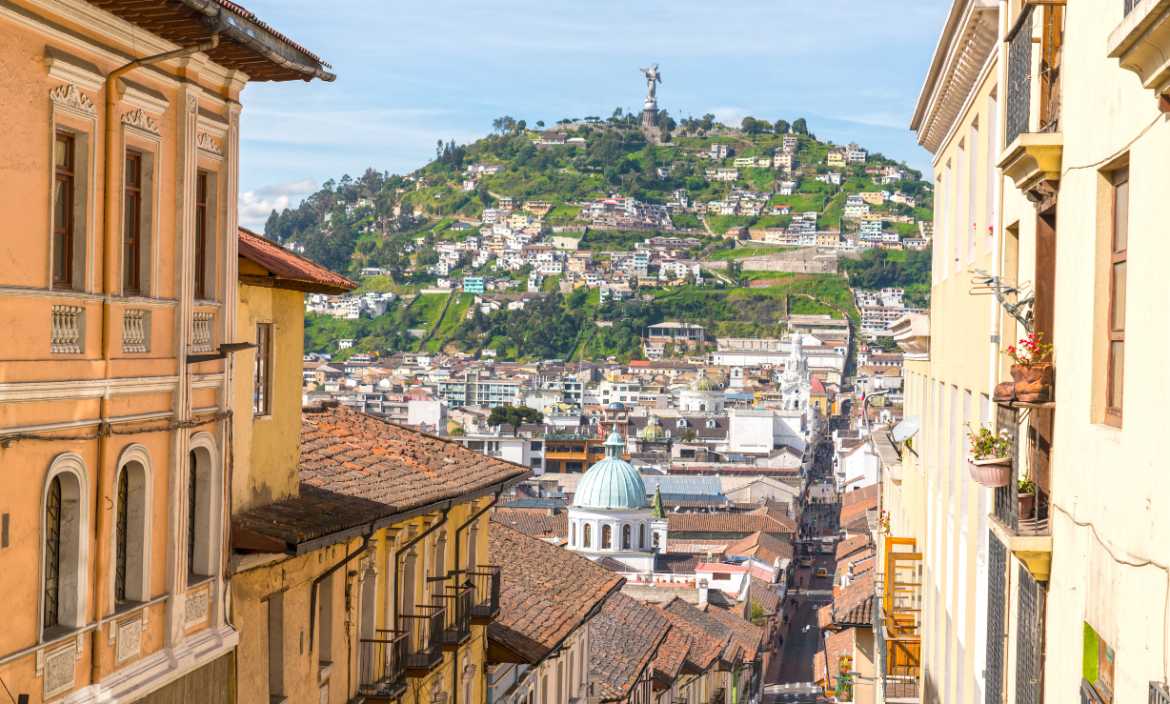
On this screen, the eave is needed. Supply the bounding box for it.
[997,132,1064,199]
[1107,0,1170,96]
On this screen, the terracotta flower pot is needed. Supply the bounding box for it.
[1013,363,1054,403]
[1018,492,1035,520]
[968,456,1012,488]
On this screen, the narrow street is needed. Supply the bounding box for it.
[764,437,841,704]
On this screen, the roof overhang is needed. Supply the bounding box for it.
[86,0,335,82]
[911,0,1000,156]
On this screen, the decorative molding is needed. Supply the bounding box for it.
[185,590,209,627]
[117,79,170,115]
[191,373,223,391]
[0,375,179,405]
[43,642,75,699]
[197,109,230,138]
[45,46,105,91]
[122,109,159,135]
[49,84,96,115]
[196,132,222,155]
[115,617,142,666]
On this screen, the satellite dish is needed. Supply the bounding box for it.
[892,416,921,443]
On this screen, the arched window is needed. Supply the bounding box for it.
[639,524,646,549]
[676,418,686,428]
[621,524,631,550]
[707,419,717,429]
[187,441,217,582]
[42,454,89,635]
[601,524,612,549]
[113,448,151,606]
[583,524,591,548]
[699,403,706,412]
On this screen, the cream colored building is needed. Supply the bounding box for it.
[887,2,1170,704]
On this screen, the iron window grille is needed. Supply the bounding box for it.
[44,476,62,629]
[115,468,129,604]
[187,451,197,577]
[254,323,272,416]
[1016,565,1045,704]
[985,533,1009,704]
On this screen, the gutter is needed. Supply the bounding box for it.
[176,0,337,82]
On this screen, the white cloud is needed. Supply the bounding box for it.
[238,190,291,230]
[258,178,317,196]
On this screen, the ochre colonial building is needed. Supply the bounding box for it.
[230,230,532,704]
[0,1,330,702]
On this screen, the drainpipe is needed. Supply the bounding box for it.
[90,30,220,686]
[989,0,1009,425]
[453,492,502,586]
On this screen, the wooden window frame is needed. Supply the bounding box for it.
[194,172,208,299]
[254,322,272,416]
[123,151,142,295]
[44,475,62,629]
[53,132,75,290]
[1105,167,1128,427]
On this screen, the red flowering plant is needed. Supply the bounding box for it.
[1002,333,1053,366]
[877,510,891,537]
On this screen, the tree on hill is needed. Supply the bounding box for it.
[775,119,791,135]
[536,121,545,128]
[700,113,715,132]
[792,118,809,135]
[488,406,545,435]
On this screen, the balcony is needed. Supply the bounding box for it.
[711,688,726,704]
[1109,0,1170,98]
[878,538,922,703]
[433,585,473,650]
[358,629,408,701]
[468,565,502,624]
[989,407,1053,582]
[1002,2,1064,200]
[400,608,445,675]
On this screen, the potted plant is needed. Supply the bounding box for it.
[1017,478,1036,520]
[965,422,1013,487]
[998,333,1055,404]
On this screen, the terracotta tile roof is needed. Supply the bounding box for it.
[750,578,781,615]
[656,554,704,574]
[835,535,871,562]
[841,484,879,508]
[231,402,529,550]
[490,508,568,540]
[813,629,856,691]
[590,593,673,701]
[488,524,624,663]
[661,597,735,664]
[657,599,726,672]
[820,571,876,629]
[750,506,798,531]
[703,605,764,661]
[651,618,692,685]
[238,227,356,294]
[596,556,635,573]
[723,531,794,567]
[666,513,796,536]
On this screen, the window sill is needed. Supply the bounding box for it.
[318,661,334,682]
[193,300,223,309]
[186,573,214,589]
[39,624,83,647]
[111,295,178,308]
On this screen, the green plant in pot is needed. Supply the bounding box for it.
[965,422,1013,488]
[1018,478,1036,520]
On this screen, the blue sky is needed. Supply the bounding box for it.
[236,0,949,228]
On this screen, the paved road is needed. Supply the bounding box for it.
[764,441,842,704]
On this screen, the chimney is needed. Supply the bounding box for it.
[698,578,709,605]
[547,506,557,517]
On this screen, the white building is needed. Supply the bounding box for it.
[565,433,668,573]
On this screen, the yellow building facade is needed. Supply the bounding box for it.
[230,229,531,704]
[0,3,330,702]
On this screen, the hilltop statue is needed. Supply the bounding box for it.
[639,63,661,129]
[640,63,662,102]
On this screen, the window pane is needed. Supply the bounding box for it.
[124,194,135,242]
[1114,179,1128,252]
[1110,340,1124,410]
[55,137,68,167]
[123,243,135,288]
[125,155,137,185]
[54,233,68,279]
[54,180,68,228]
[1112,261,1126,332]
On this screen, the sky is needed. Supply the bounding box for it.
[235,0,950,229]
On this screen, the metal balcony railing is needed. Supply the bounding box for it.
[1005,3,1062,145]
[1005,5,1034,146]
[400,608,445,674]
[711,688,726,704]
[469,565,502,623]
[358,629,408,698]
[433,585,473,649]
[886,667,921,701]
